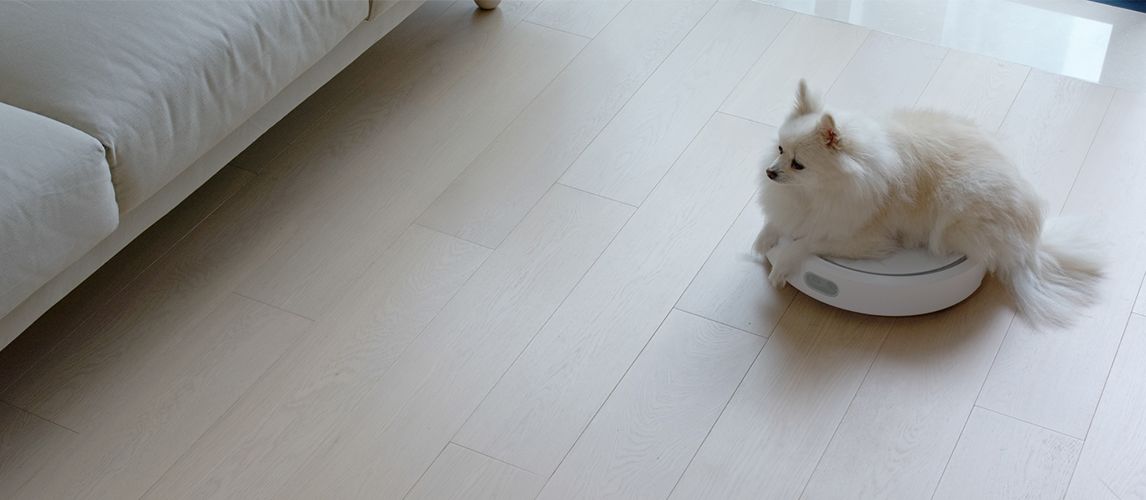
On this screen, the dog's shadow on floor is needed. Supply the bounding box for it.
[758,276,1017,399]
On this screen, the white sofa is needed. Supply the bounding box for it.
[0,0,487,350]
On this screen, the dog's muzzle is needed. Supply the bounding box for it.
[766,169,778,180]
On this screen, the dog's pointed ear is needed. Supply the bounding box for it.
[819,113,841,149]
[791,79,822,117]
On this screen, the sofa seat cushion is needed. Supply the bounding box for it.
[0,0,368,211]
[0,103,119,318]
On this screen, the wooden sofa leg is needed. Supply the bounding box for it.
[474,0,500,9]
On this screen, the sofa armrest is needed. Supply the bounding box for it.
[0,103,118,318]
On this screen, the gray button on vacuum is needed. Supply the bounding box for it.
[804,272,839,297]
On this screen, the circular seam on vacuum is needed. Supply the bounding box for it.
[820,255,968,277]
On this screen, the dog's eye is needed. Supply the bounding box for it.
[792,159,805,170]
[778,145,783,154]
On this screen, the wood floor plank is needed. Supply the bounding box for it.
[915,50,1030,131]
[407,444,545,500]
[824,31,947,115]
[669,296,891,500]
[720,14,868,126]
[802,282,1015,500]
[1066,314,1146,499]
[0,184,304,431]
[0,402,75,498]
[675,189,795,337]
[977,90,1146,438]
[1136,279,1145,315]
[232,15,584,318]
[247,0,540,180]
[524,0,629,38]
[142,227,489,500]
[270,186,633,499]
[538,310,763,500]
[933,407,1081,500]
[559,0,792,205]
[0,166,254,395]
[995,70,1114,214]
[452,113,770,475]
[416,0,715,247]
[0,137,312,500]
[11,296,310,500]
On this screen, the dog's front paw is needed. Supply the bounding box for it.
[765,238,808,289]
[754,225,780,257]
[768,264,791,288]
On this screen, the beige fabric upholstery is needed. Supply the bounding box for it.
[0,103,118,318]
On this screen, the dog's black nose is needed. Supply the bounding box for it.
[766,169,777,180]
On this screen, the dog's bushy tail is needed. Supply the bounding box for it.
[1005,217,1103,326]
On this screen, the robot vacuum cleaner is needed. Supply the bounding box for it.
[769,247,987,316]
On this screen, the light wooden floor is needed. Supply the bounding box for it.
[3,1,1146,498]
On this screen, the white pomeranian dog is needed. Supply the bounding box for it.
[755,80,1102,326]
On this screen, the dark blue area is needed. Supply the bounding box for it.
[1091,0,1146,13]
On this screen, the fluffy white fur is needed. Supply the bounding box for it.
[755,80,1102,326]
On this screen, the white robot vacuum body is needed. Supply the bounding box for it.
[768,247,987,317]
